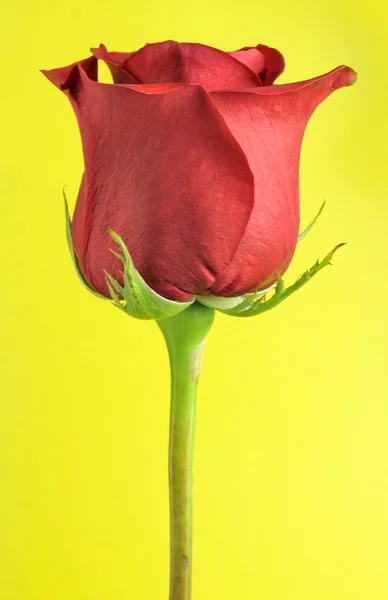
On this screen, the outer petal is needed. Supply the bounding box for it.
[105,41,262,89]
[58,67,254,301]
[230,44,285,85]
[210,65,356,296]
[41,55,98,88]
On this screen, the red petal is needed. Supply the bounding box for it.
[59,69,254,300]
[229,48,266,79]
[119,82,183,94]
[119,41,262,90]
[210,65,356,296]
[256,44,285,85]
[91,43,134,63]
[245,65,357,97]
[41,55,97,88]
[90,44,138,84]
[231,44,285,85]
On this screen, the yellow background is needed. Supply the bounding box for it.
[1,1,387,598]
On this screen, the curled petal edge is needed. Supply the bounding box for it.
[233,65,357,97]
[41,55,98,89]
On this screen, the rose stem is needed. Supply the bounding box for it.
[157,302,215,600]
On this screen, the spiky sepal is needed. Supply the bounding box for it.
[104,230,194,320]
[197,244,345,317]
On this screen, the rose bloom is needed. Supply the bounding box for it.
[43,41,356,301]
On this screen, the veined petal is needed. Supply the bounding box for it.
[210,65,356,296]
[57,66,254,300]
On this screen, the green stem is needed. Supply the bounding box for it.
[157,302,215,600]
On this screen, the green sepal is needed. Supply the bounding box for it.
[298,201,326,242]
[195,286,275,311]
[213,243,345,318]
[64,189,105,299]
[195,294,251,311]
[105,229,194,320]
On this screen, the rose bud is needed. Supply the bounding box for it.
[42,41,356,313]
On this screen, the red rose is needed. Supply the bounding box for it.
[42,41,356,302]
